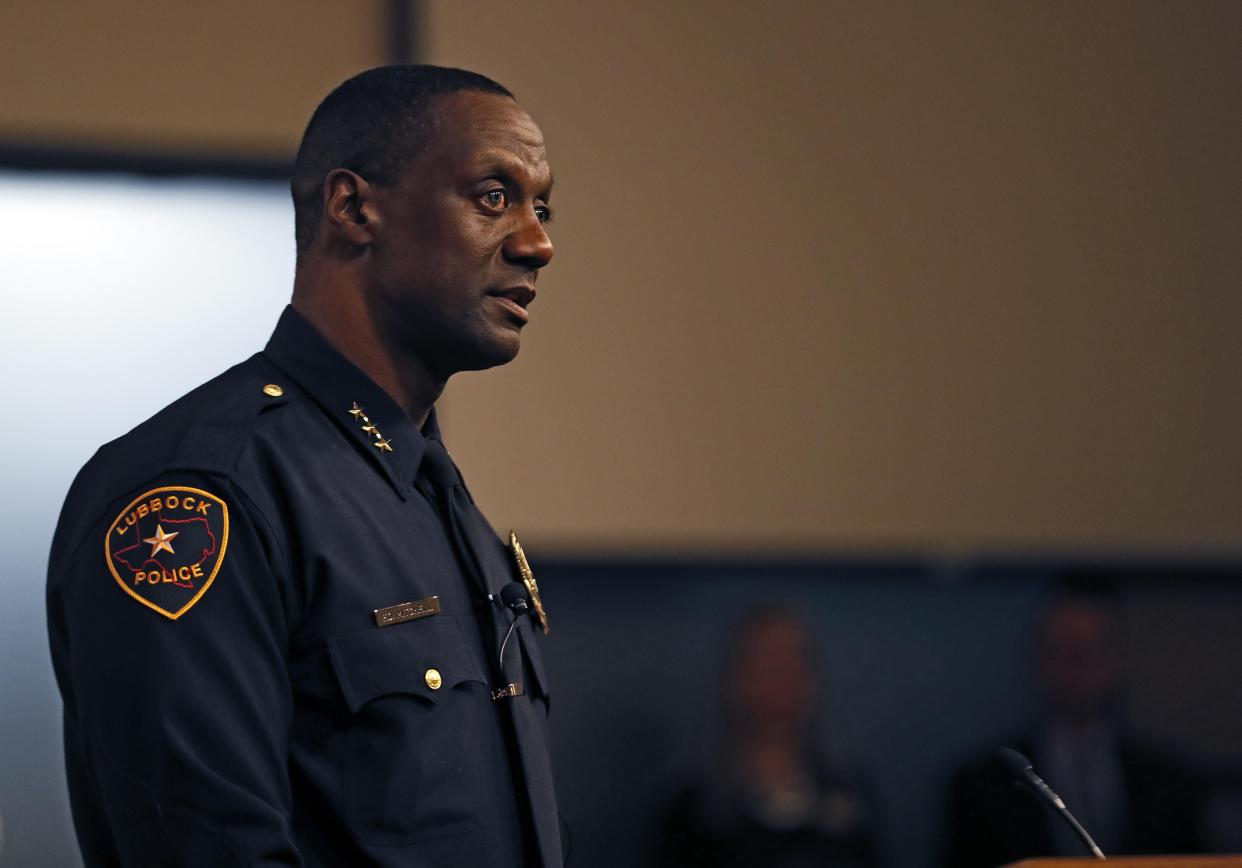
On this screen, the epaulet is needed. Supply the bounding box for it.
[166,375,291,476]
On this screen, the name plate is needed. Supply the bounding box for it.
[374,596,441,627]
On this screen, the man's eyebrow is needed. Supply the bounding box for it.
[472,152,554,196]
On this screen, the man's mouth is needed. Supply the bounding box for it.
[492,286,536,309]
[490,286,536,322]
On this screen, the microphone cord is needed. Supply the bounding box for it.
[498,613,520,671]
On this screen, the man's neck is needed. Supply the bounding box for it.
[292,271,444,429]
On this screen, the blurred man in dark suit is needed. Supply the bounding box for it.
[943,589,1202,867]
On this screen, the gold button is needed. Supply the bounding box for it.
[262,383,284,397]
[424,668,442,690]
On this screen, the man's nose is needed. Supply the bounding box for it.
[504,208,555,269]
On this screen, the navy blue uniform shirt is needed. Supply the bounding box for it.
[47,306,562,867]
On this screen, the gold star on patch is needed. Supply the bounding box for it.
[349,402,366,419]
[143,524,179,557]
[374,438,393,453]
[361,423,380,438]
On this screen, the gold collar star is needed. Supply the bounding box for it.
[143,524,179,557]
[349,402,393,453]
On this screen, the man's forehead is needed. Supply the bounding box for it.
[431,91,547,163]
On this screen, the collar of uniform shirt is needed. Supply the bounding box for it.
[262,304,432,499]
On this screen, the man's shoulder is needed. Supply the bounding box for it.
[104,352,291,474]
[50,353,295,565]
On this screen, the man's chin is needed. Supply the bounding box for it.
[456,334,522,373]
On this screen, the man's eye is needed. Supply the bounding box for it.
[535,205,553,224]
[482,190,507,209]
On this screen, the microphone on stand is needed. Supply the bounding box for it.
[997,747,1107,861]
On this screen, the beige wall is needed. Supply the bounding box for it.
[3,1,1239,555]
[426,1,1242,554]
[0,0,385,153]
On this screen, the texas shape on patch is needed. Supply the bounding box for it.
[104,485,230,620]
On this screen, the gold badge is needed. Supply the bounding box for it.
[508,530,549,635]
[104,485,229,620]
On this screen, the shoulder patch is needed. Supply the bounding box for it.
[104,485,230,620]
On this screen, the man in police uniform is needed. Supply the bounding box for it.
[47,65,562,867]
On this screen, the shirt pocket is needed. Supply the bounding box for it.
[328,615,490,844]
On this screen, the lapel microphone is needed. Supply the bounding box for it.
[492,583,532,698]
[499,582,530,614]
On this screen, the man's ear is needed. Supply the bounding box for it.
[322,169,382,248]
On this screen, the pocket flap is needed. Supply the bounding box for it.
[329,617,487,712]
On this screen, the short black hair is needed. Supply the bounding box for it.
[290,64,514,260]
